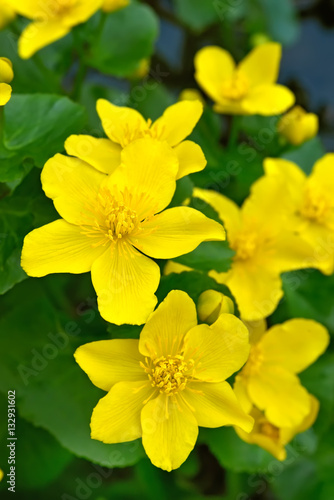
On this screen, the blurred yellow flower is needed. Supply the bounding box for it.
[0,1,16,29]
[102,0,129,13]
[194,43,295,115]
[235,318,329,428]
[21,138,226,325]
[234,382,319,460]
[66,99,206,180]
[193,178,316,321]
[278,106,319,145]
[264,155,334,275]
[0,57,13,106]
[7,0,103,59]
[75,290,253,471]
[197,289,234,324]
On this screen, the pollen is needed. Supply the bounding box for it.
[300,185,331,224]
[221,72,249,101]
[141,355,194,395]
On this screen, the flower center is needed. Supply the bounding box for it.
[47,0,77,16]
[144,355,194,395]
[259,420,280,441]
[81,189,139,245]
[120,119,165,147]
[232,232,258,261]
[300,186,331,223]
[221,72,249,101]
[242,345,264,376]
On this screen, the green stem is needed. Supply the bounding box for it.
[228,115,240,150]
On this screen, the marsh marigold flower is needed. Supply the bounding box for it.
[234,318,329,429]
[7,0,103,59]
[0,1,16,30]
[74,290,254,471]
[234,381,319,460]
[278,106,319,146]
[66,99,206,181]
[21,138,225,325]
[0,57,13,106]
[263,155,334,275]
[194,42,295,115]
[193,176,316,321]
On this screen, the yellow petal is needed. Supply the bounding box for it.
[132,206,225,259]
[163,261,193,275]
[62,0,102,27]
[263,157,306,207]
[238,43,281,86]
[225,262,283,321]
[0,57,13,83]
[233,375,253,413]
[242,84,295,116]
[194,46,235,103]
[5,0,38,18]
[91,381,153,443]
[183,381,253,431]
[74,339,146,392]
[106,138,178,219]
[96,99,148,147]
[173,140,206,180]
[271,230,318,273]
[281,394,319,444]
[65,135,122,175]
[141,393,198,471]
[183,313,250,382]
[260,319,329,374]
[41,154,105,225]
[312,153,334,189]
[150,100,203,147]
[243,319,267,345]
[247,365,311,427]
[139,290,197,358]
[91,241,160,325]
[21,219,104,277]
[0,83,12,105]
[18,20,70,59]
[193,187,242,238]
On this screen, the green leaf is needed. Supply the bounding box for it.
[173,0,220,32]
[88,3,159,77]
[272,271,334,336]
[0,94,86,183]
[281,137,325,175]
[0,280,145,468]
[173,240,234,273]
[201,426,273,473]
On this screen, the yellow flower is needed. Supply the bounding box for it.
[102,0,129,13]
[194,43,295,115]
[234,382,319,461]
[66,99,206,181]
[235,318,329,429]
[264,155,334,275]
[278,105,319,145]
[0,57,13,106]
[7,0,103,59]
[193,177,315,321]
[197,289,234,324]
[74,290,254,471]
[21,138,226,325]
[0,1,16,29]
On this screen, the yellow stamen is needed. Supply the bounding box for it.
[221,72,249,101]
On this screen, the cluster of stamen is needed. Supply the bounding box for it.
[120,119,165,147]
[49,0,76,16]
[221,72,249,101]
[232,232,259,260]
[242,345,264,376]
[300,186,331,223]
[141,355,194,395]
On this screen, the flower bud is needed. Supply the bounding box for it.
[278,106,318,146]
[179,88,205,105]
[197,290,234,324]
